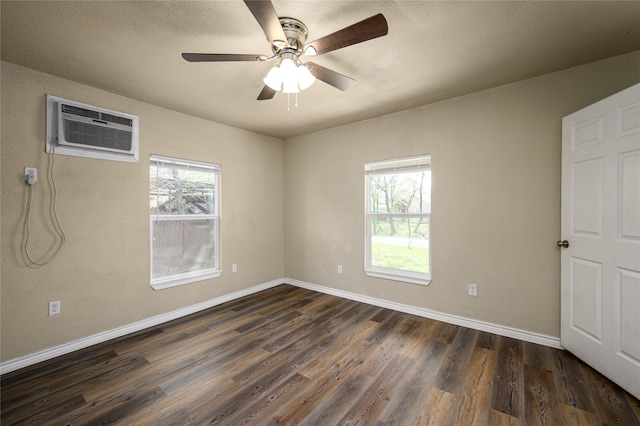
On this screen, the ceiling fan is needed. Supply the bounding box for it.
[182,0,388,100]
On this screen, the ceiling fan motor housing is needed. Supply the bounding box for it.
[273,17,309,59]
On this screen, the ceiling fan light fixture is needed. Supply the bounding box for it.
[264,57,315,94]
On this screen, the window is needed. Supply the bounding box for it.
[150,155,220,290]
[365,155,431,285]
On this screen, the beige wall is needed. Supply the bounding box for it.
[1,62,284,362]
[2,51,639,364]
[284,51,640,338]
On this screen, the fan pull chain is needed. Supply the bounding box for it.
[286,93,300,113]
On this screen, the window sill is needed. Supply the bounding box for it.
[365,268,431,286]
[151,269,222,290]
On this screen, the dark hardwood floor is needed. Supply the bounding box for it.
[2,284,639,425]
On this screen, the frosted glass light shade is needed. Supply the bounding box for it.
[282,79,300,94]
[296,66,316,90]
[280,58,296,73]
[263,67,282,91]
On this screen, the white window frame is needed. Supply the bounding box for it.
[365,155,431,285]
[150,155,221,290]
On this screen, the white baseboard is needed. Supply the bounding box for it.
[285,278,562,349]
[1,276,562,375]
[0,279,284,375]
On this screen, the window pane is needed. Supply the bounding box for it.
[152,219,216,279]
[370,217,430,274]
[150,164,216,215]
[368,170,431,214]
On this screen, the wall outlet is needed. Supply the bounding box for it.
[25,167,37,185]
[468,283,478,297]
[49,301,61,316]
[337,265,343,274]
[232,264,238,273]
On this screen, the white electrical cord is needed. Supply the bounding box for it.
[23,144,66,267]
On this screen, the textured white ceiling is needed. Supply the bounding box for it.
[2,1,639,139]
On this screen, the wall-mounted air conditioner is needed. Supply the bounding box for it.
[46,95,139,163]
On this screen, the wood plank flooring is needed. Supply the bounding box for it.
[2,284,639,425]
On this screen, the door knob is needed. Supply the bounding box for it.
[556,240,569,248]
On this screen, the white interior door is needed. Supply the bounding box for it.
[561,83,640,399]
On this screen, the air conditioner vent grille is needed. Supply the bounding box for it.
[61,103,133,127]
[101,113,132,126]
[63,120,133,151]
[61,104,100,119]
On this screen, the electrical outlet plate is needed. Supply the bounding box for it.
[49,301,61,315]
[232,264,238,273]
[25,167,37,184]
[337,265,343,274]
[468,283,478,297]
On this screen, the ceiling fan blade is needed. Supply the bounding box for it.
[182,53,262,62]
[307,62,356,91]
[305,14,388,56]
[257,85,277,100]
[244,0,288,46]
